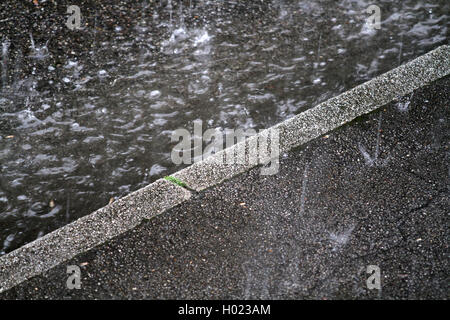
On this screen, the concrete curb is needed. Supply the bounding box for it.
[0,179,191,293]
[173,45,450,191]
[0,45,448,294]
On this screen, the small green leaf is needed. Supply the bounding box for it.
[164,176,187,188]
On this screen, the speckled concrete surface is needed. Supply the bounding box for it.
[1,75,448,299]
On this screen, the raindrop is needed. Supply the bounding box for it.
[1,39,9,89]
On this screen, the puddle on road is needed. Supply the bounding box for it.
[0,0,448,254]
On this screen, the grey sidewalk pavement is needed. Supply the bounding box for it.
[1,75,448,299]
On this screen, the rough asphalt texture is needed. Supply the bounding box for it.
[1,76,449,299]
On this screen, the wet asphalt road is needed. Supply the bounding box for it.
[2,0,449,256]
[1,76,449,299]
